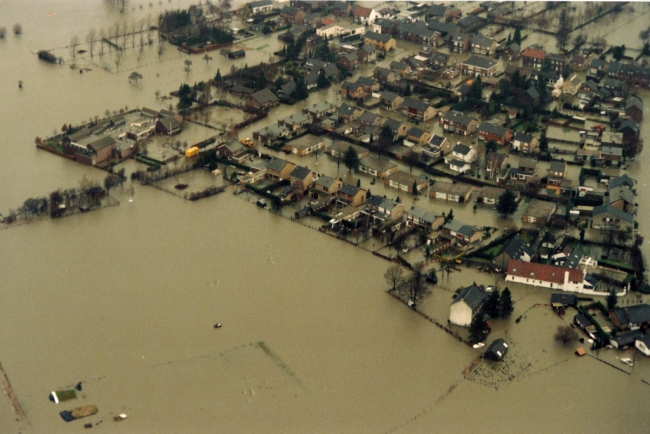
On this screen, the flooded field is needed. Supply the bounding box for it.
[1,1,650,433]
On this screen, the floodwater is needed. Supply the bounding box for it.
[1,1,650,433]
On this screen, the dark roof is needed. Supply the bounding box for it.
[457,14,481,28]
[612,330,644,347]
[407,127,424,137]
[280,6,300,16]
[88,135,116,150]
[499,235,533,261]
[250,88,279,104]
[563,248,584,269]
[592,204,634,224]
[452,284,487,310]
[390,61,409,71]
[626,96,644,111]
[428,134,446,147]
[337,103,357,117]
[505,42,520,52]
[608,174,636,189]
[518,157,537,169]
[249,0,272,9]
[358,111,380,124]
[478,122,508,137]
[381,91,400,102]
[266,157,290,172]
[514,131,534,143]
[290,165,312,180]
[484,339,508,361]
[470,34,495,47]
[550,293,577,307]
[280,80,296,96]
[549,161,566,172]
[427,20,458,36]
[356,76,376,87]
[443,110,475,127]
[401,97,431,113]
[618,119,640,136]
[612,304,650,326]
[383,118,403,132]
[340,183,360,196]
[364,31,392,43]
[452,143,471,155]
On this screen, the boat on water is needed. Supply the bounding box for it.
[60,405,98,422]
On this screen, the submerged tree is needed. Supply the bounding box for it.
[606,288,618,311]
[496,190,518,218]
[499,287,514,319]
[342,146,360,173]
[469,312,489,342]
[398,262,431,309]
[485,288,501,318]
[554,325,578,346]
[384,264,404,293]
[129,71,143,83]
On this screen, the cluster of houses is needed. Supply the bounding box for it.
[58,108,182,166]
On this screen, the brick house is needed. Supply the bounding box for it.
[477,122,512,146]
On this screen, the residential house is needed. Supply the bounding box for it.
[328,142,369,159]
[383,118,408,138]
[457,15,482,32]
[374,67,399,84]
[625,96,644,123]
[431,52,456,69]
[397,21,436,45]
[313,175,342,196]
[608,185,635,213]
[316,22,365,39]
[616,118,640,143]
[503,42,521,61]
[278,112,313,131]
[358,44,377,63]
[547,53,567,74]
[337,103,362,123]
[512,87,541,107]
[441,220,482,246]
[364,196,405,222]
[512,132,538,153]
[592,204,634,231]
[449,284,488,327]
[280,6,305,24]
[451,33,471,52]
[441,111,478,135]
[510,157,538,182]
[429,181,473,202]
[494,234,533,270]
[303,101,336,120]
[384,170,428,193]
[289,165,314,193]
[341,81,366,99]
[611,330,645,349]
[357,111,384,127]
[506,260,586,293]
[400,97,436,121]
[406,206,444,231]
[588,58,608,77]
[603,78,626,96]
[550,293,577,313]
[477,185,510,206]
[447,143,477,165]
[379,91,404,111]
[571,55,588,71]
[546,161,567,193]
[607,62,650,88]
[358,156,398,178]
[364,31,396,52]
[337,53,359,72]
[428,4,452,20]
[425,134,447,158]
[253,124,289,144]
[338,184,367,207]
[353,5,379,24]
[249,0,273,15]
[246,88,279,110]
[522,47,546,69]
[504,64,524,77]
[636,335,650,356]
[155,117,181,136]
[329,2,351,17]
[284,134,325,156]
[477,122,512,146]
[609,305,650,331]
[531,70,562,87]
[562,75,582,95]
[217,140,248,163]
[470,34,498,55]
[265,157,296,181]
[522,199,556,224]
[485,152,508,179]
[356,76,380,93]
[389,61,411,77]
[406,127,429,146]
[461,55,497,77]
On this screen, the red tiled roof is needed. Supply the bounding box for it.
[354,6,372,17]
[507,259,583,284]
[522,48,546,60]
[322,18,336,26]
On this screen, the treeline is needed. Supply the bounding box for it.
[158,10,191,33]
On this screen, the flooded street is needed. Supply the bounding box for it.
[1,1,650,433]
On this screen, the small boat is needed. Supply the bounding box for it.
[214,323,222,328]
[256,199,267,208]
[472,343,485,349]
[60,405,98,422]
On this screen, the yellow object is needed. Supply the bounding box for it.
[240,138,254,147]
[185,146,199,157]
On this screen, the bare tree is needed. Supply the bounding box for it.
[13,23,22,35]
[554,325,578,346]
[203,54,213,64]
[384,265,404,293]
[138,19,146,47]
[86,28,97,57]
[129,71,143,83]
[70,35,80,63]
[184,59,192,73]
[0,27,6,38]
[398,262,431,309]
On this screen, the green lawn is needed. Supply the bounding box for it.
[482,244,503,258]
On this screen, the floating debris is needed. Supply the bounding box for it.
[60,405,98,422]
[214,323,222,328]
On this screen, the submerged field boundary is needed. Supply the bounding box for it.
[0,360,26,421]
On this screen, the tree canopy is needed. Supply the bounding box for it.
[496,189,518,218]
[342,146,360,172]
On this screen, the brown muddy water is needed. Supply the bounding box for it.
[1,1,650,433]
